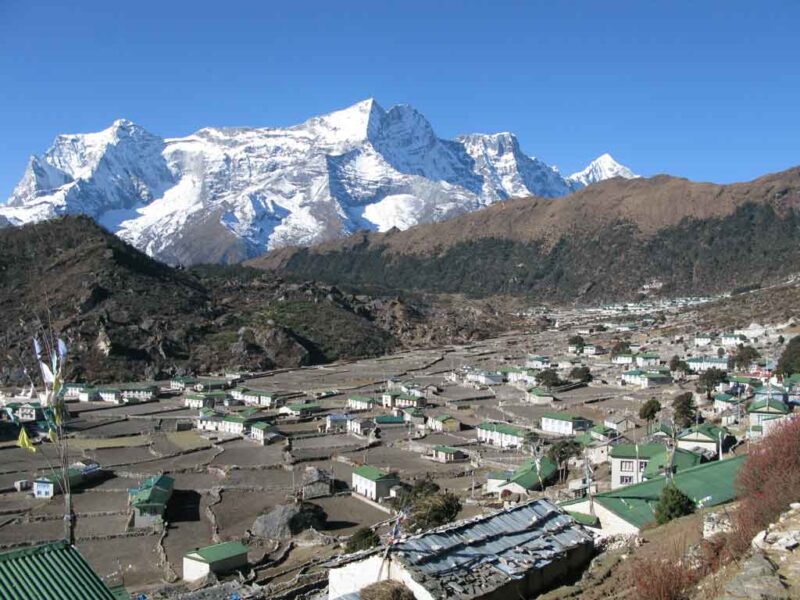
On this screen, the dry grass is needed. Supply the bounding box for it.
[67,435,151,450]
[165,430,212,451]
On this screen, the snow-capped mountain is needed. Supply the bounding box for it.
[567,153,638,188]
[1,99,636,264]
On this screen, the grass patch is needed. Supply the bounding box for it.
[165,431,212,451]
[68,435,151,450]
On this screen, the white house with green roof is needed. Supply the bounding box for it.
[183,541,248,582]
[427,413,460,433]
[713,393,742,413]
[492,457,558,496]
[279,402,321,418]
[612,353,635,366]
[676,423,730,456]
[347,395,378,411]
[686,356,729,373]
[526,355,551,369]
[562,456,746,535]
[430,445,467,463]
[230,387,288,408]
[540,412,592,436]
[477,422,529,448]
[635,353,661,368]
[351,465,399,501]
[721,333,747,347]
[129,474,174,528]
[185,391,228,409]
[747,397,790,426]
[609,443,665,489]
[525,387,555,405]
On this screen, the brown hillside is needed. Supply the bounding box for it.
[255,166,800,268]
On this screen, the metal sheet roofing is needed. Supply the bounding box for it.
[185,541,248,564]
[586,455,746,529]
[389,499,591,598]
[0,541,117,600]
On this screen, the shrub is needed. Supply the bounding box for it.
[361,580,415,600]
[632,556,698,600]
[727,417,800,554]
[569,366,592,383]
[345,527,380,553]
[654,484,695,525]
[405,492,461,532]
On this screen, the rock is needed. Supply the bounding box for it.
[251,502,327,540]
[752,530,769,551]
[722,553,790,599]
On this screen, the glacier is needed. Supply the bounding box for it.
[1,99,637,265]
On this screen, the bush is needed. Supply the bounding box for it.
[632,553,699,600]
[345,527,380,553]
[569,366,592,383]
[727,417,800,554]
[361,580,415,600]
[538,369,563,388]
[654,484,695,525]
[405,492,461,532]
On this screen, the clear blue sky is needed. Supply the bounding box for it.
[1,0,798,198]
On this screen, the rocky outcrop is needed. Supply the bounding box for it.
[251,503,327,540]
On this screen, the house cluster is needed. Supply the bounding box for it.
[63,382,159,404]
[32,459,107,499]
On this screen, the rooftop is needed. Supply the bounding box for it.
[0,540,117,599]
[185,541,248,564]
[384,499,591,599]
[564,456,746,529]
[353,465,394,482]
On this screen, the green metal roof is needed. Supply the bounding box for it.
[186,541,248,564]
[609,443,666,459]
[504,457,557,491]
[478,421,528,437]
[643,449,703,479]
[353,465,393,481]
[747,398,789,414]
[433,445,461,454]
[677,423,728,441]
[567,511,600,527]
[542,411,587,423]
[129,475,174,514]
[287,402,320,411]
[433,414,455,422]
[0,541,117,599]
[590,455,746,529]
[348,395,377,403]
[375,415,405,424]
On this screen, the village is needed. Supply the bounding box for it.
[0,303,797,600]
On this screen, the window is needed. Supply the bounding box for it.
[639,461,648,471]
[620,460,634,472]
[620,476,633,484]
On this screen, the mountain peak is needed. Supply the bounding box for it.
[568,153,638,188]
[2,100,646,264]
[299,98,386,145]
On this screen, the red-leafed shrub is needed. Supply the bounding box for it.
[632,540,699,600]
[729,416,800,554]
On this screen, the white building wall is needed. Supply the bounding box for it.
[562,498,640,536]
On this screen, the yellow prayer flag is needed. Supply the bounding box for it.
[17,427,36,453]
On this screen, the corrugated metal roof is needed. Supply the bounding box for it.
[389,499,592,598]
[0,541,116,600]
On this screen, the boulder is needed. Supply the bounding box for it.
[251,502,326,540]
